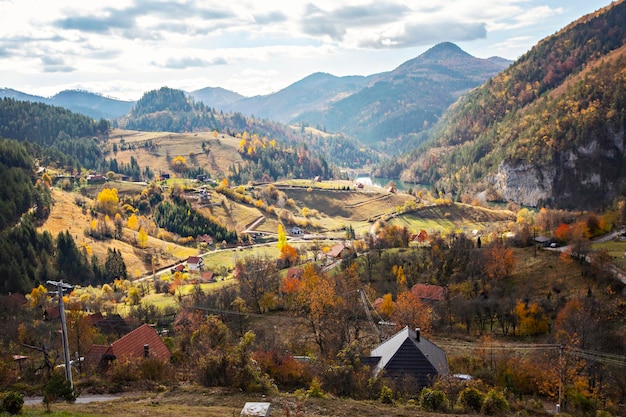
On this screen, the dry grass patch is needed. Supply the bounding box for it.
[109,129,244,178]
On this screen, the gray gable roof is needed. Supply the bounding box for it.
[368,326,449,386]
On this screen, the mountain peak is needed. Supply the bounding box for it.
[420,42,472,60]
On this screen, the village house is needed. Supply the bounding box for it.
[187,256,204,272]
[364,326,449,389]
[85,324,170,371]
[326,242,350,263]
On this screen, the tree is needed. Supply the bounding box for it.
[482,244,517,281]
[137,227,148,248]
[234,256,281,314]
[104,248,127,281]
[277,224,287,251]
[127,214,139,231]
[280,244,298,267]
[94,188,119,216]
[391,290,433,333]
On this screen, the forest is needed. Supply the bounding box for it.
[401,0,626,209]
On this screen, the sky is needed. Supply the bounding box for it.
[0,0,615,101]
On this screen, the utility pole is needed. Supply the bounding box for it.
[46,280,74,391]
[558,344,564,413]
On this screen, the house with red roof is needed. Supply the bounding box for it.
[187,256,204,272]
[410,284,447,303]
[85,324,170,370]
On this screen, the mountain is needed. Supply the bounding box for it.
[189,87,244,110]
[403,1,626,209]
[292,42,511,146]
[0,88,134,120]
[220,72,373,123]
[51,90,134,120]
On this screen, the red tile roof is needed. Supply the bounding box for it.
[410,284,446,302]
[187,256,203,265]
[107,324,170,362]
[86,324,170,368]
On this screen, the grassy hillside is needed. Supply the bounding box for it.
[109,128,244,179]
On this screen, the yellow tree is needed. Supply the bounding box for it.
[377,293,395,318]
[277,224,287,251]
[29,284,48,308]
[127,213,139,231]
[94,188,119,216]
[171,155,187,172]
[137,227,148,248]
[514,301,549,336]
[392,265,407,291]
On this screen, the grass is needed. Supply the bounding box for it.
[21,385,466,417]
[592,239,626,271]
[109,128,244,179]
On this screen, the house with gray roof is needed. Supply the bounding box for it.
[364,326,449,388]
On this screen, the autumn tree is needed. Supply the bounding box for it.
[287,264,346,358]
[280,243,299,267]
[234,256,281,314]
[514,301,549,336]
[127,213,139,231]
[94,187,119,216]
[482,243,517,282]
[391,290,433,333]
[171,155,188,172]
[277,224,287,251]
[137,227,148,248]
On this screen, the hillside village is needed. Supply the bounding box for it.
[1,2,626,417]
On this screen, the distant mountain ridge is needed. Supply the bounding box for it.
[0,88,134,120]
[188,42,510,147]
[291,42,510,146]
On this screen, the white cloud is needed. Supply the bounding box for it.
[0,0,613,99]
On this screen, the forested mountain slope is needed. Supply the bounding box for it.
[402,1,626,209]
[294,42,510,148]
[118,86,378,172]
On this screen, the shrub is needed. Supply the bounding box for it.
[2,391,24,415]
[457,386,485,413]
[306,377,325,398]
[43,373,76,412]
[481,389,509,415]
[420,387,448,412]
[379,385,393,404]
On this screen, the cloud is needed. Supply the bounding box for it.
[54,8,135,33]
[359,21,487,49]
[253,11,288,25]
[301,1,410,41]
[156,56,228,69]
[53,1,236,39]
[41,55,75,73]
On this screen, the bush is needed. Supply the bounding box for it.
[2,391,24,415]
[379,385,393,404]
[457,386,485,413]
[306,377,325,398]
[481,389,509,415]
[420,387,448,412]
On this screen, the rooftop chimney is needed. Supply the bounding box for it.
[144,344,150,358]
[415,327,421,342]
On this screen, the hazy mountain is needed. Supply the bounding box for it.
[189,87,244,111]
[403,1,626,209]
[0,88,134,120]
[0,88,51,104]
[293,42,511,146]
[221,72,374,122]
[51,90,134,120]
